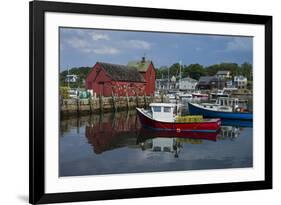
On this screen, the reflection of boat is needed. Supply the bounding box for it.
[222,119,253,127]
[219,126,240,140]
[138,127,218,141]
[137,128,218,158]
[136,103,221,133]
[188,97,252,120]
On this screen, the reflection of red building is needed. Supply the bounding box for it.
[86,58,156,97]
[85,113,140,154]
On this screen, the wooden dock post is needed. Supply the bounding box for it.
[89,95,92,114]
[136,93,139,108]
[99,94,103,113]
[111,91,117,112]
[77,95,80,113]
[126,92,129,111]
[144,94,147,108]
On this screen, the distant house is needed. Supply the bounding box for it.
[179,77,197,91]
[215,70,231,79]
[127,57,156,96]
[65,74,78,83]
[234,75,247,89]
[196,76,226,90]
[155,79,169,91]
[86,59,155,97]
[155,76,178,91]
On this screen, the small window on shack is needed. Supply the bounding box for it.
[163,107,171,113]
[153,106,161,112]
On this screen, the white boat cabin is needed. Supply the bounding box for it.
[215,97,239,108]
[200,97,242,112]
[149,103,176,122]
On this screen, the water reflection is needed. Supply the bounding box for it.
[60,111,253,176]
[63,111,248,156]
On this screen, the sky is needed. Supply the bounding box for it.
[59,27,253,71]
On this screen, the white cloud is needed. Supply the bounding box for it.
[92,47,120,54]
[65,37,88,49]
[65,36,119,55]
[225,38,252,52]
[91,32,110,41]
[125,40,151,50]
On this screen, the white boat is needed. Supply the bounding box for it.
[192,91,209,98]
[210,89,230,98]
[178,93,193,101]
[167,93,176,102]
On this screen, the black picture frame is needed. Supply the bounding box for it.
[29,0,272,204]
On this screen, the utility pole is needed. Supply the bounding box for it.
[168,66,170,89]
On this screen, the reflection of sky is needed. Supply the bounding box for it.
[60,123,252,177]
[60,27,253,70]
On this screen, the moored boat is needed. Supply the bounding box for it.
[178,93,193,102]
[188,97,252,120]
[192,91,209,99]
[136,103,221,133]
[210,89,230,98]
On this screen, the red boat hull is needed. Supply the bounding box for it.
[136,108,221,133]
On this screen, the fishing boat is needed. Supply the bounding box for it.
[210,89,230,98]
[178,93,193,102]
[166,93,176,103]
[188,97,252,120]
[136,103,221,133]
[192,91,209,99]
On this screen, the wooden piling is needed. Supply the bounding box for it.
[144,94,147,108]
[126,92,129,111]
[89,96,92,114]
[111,91,117,112]
[136,93,139,108]
[99,94,103,113]
[77,96,80,113]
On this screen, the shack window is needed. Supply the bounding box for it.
[164,107,171,113]
[153,106,161,112]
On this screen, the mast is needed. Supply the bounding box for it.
[179,60,182,90]
[67,66,69,88]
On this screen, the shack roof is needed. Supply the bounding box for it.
[197,76,218,85]
[97,62,145,82]
[216,70,231,75]
[180,77,198,82]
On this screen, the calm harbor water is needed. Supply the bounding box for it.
[59,107,253,177]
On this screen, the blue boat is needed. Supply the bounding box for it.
[188,98,253,120]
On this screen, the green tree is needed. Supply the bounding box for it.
[183,64,206,80]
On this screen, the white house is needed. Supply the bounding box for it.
[65,74,78,83]
[155,76,178,91]
[179,77,198,91]
[216,70,231,79]
[234,75,247,89]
